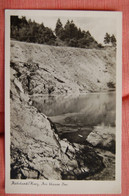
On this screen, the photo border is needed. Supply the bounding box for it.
[5,9,122,194]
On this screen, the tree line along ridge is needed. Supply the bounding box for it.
[11,16,116,49]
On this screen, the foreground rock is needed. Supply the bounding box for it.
[86,126,115,153]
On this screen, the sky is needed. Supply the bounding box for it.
[17,11,117,44]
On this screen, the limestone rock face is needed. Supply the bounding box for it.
[10,100,62,180]
[10,40,116,96]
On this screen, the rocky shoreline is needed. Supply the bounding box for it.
[10,41,116,180]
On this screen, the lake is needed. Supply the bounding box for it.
[32,92,116,143]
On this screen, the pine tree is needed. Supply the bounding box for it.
[55,18,63,37]
[110,34,116,46]
[104,33,111,44]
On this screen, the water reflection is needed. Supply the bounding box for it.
[33,92,116,143]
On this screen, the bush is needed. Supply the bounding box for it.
[98,44,104,48]
[107,82,115,88]
[68,38,78,47]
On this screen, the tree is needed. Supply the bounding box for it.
[68,38,78,47]
[104,33,111,44]
[77,28,83,39]
[11,16,21,28]
[63,20,71,40]
[55,18,65,40]
[55,18,63,36]
[110,34,116,46]
[20,16,28,27]
[43,27,56,44]
[64,20,78,40]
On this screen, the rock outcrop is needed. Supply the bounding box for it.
[10,40,116,96]
[10,101,105,180]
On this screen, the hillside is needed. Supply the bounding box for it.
[10,40,116,96]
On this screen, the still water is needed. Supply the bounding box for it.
[33,92,116,143]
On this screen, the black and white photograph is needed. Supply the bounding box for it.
[5,10,122,194]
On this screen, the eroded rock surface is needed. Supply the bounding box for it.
[11,40,116,96]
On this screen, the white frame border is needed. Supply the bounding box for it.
[5,9,122,194]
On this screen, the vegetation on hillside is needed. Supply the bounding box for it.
[11,16,99,48]
[11,16,56,45]
[54,18,98,48]
[11,16,117,49]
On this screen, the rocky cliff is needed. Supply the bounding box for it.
[10,40,115,180]
[11,40,116,96]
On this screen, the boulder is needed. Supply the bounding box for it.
[86,126,115,153]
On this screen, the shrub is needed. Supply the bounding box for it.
[107,82,115,88]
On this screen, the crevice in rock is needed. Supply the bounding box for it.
[54,76,65,83]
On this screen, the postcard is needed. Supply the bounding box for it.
[5,9,122,194]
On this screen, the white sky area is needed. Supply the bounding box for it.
[17,11,117,44]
